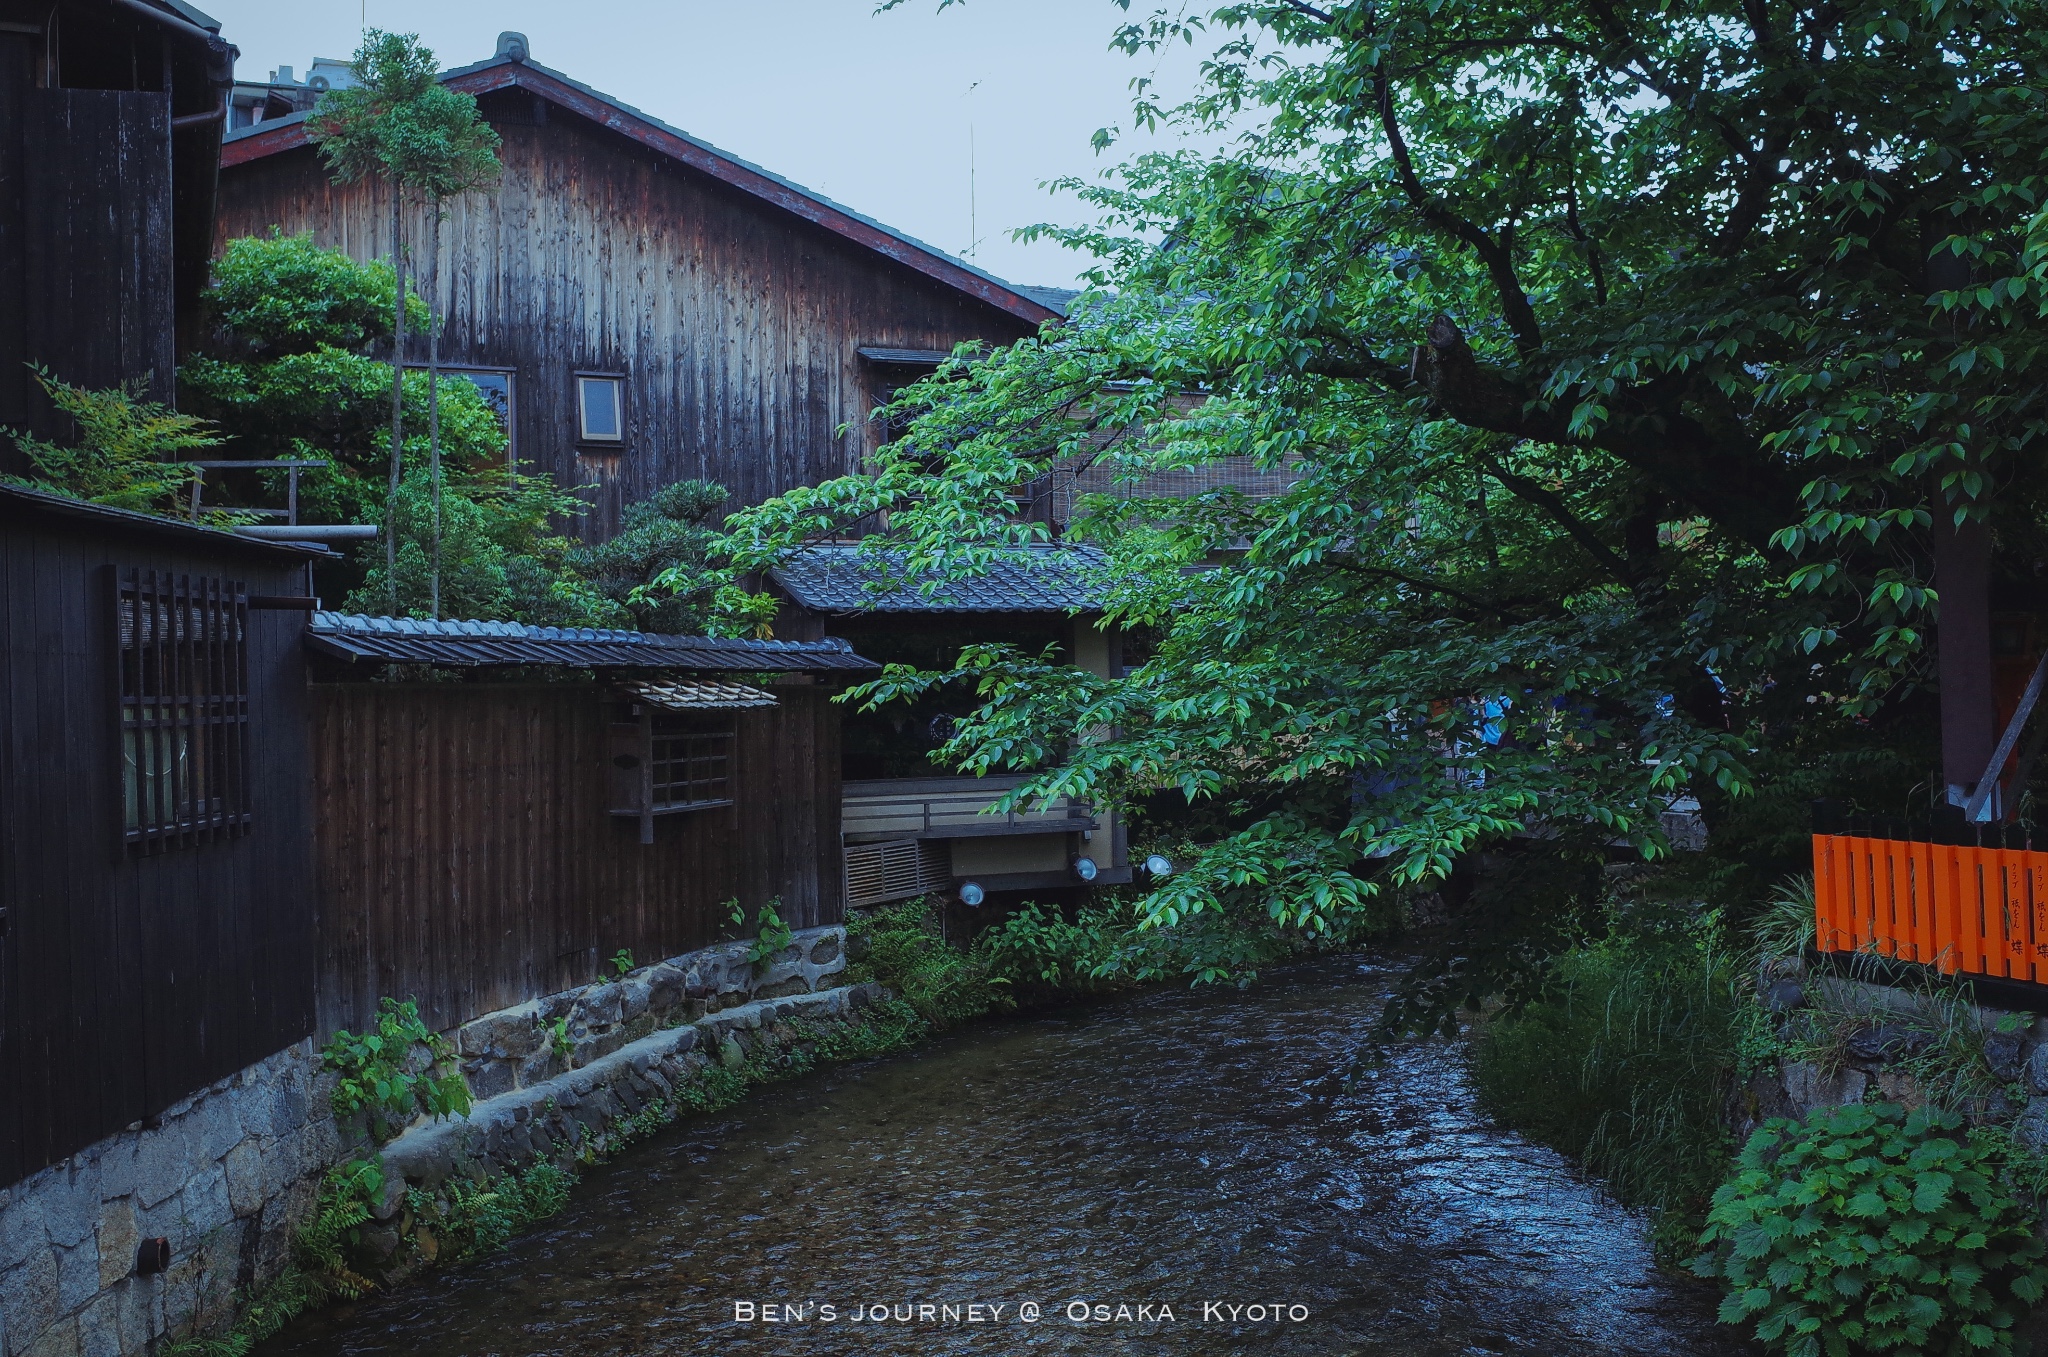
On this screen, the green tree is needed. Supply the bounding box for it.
[307,31,501,614]
[567,480,730,633]
[5,368,217,515]
[186,233,613,626]
[721,0,2048,1010]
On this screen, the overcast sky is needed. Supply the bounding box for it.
[195,0,1212,290]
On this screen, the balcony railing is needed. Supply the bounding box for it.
[1812,810,2048,984]
[842,775,1094,844]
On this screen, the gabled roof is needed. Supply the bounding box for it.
[221,53,1063,329]
[307,612,878,671]
[771,544,1108,615]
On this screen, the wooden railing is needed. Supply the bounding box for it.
[1813,810,2048,984]
[842,775,1092,843]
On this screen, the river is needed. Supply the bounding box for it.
[263,953,1754,1356]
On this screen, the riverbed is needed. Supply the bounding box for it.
[263,954,1753,1356]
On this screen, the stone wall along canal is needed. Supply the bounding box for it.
[263,955,1753,1356]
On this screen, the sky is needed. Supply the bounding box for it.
[194,0,1214,291]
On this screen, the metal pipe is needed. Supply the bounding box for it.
[234,524,378,542]
[171,94,224,129]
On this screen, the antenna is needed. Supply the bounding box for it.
[964,81,980,258]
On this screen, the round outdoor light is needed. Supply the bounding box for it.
[1073,856,1099,882]
[958,881,986,907]
[1144,854,1174,878]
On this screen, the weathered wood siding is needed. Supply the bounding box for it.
[215,91,1039,538]
[0,50,175,450]
[0,507,315,1187]
[308,681,842,1039]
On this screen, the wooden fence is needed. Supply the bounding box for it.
[1812,812,2048,983]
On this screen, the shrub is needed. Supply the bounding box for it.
[1694,1103,2048,1357]
[320,997,472,1143]
[7,368,219,515]
[845,899,1011,1029]
[1471,916,1757,1256]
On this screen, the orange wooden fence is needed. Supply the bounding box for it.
[1813,829,2048,983]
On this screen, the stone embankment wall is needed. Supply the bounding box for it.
[1737,959,2048,1139]
[0,927,855,1357]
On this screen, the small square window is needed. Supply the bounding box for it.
[577,375,623,443]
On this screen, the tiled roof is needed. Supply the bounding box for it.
[621,679,779,710]
[770,545,1108,614]
[307,613,877,671]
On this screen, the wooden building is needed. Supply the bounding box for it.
[302,613,876,1037]
[768,545,1132,906]
[0,0,236,453]
[213,35,1068,539]
[0,484,324,1186]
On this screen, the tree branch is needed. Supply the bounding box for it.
[1478,456,1642,584]
[1375,73,1543,356]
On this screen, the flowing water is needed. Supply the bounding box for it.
[265,955,1755,1356]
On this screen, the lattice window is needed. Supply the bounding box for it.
[114,568,251,851]
[649,725,733,811]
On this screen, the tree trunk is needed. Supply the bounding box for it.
[428,204,442,620]
[387,177,406,614]
[1936,513,1997,814]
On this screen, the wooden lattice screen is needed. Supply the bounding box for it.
[1813,814,2048,983]
[114,567,251,852]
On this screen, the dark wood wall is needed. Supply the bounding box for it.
[0,1,229,454]
[0,508,316,1186]
[214,92,1040,538]
[309,680,843,1039]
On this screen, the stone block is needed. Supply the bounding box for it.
[459,1007,543,1060]
[55,1239,100,1317]
[646,964,687,1012]
[571,1028,629,1068]
[5,1245,61,1352]
[622,1012,657,1041]
[755,976,809,1001]
[574,983,622,1028]
[1762,979,1804,1014]
[719,1037,746,1070]
[183,1094,247,1168]
[619,978,652,1023]
[24,1316,80,1357]
[0,1192,48,1272]
[463,1057,517,1101]
[1873,1068,1927,1112]
[77,1290,123,1357]
[112,1275,162,1354]
[807,932,843,966]
[126,1122,194,1210]
[518,1049,562,1088]
[1781,1061,1868,1117]
[96,1198,138,1290]
[2028,1042,2048,1096]
[1986,1031,2028,1083]
[191,1162,237,1232]
[223,1140,265,1219]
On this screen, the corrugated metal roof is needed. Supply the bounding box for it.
[306,612,877,671]
[621,679,779,710]
[770,545,1108,615]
